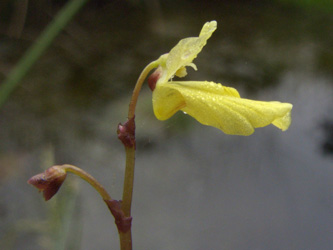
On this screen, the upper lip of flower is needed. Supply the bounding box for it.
[156,21,217,84]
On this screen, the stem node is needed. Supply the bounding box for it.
[104,199,133,233]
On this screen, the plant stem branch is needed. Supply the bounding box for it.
[62,164,111,201]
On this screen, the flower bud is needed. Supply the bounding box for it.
[28,165,67,201]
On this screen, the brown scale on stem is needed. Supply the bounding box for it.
[117,116,136,148]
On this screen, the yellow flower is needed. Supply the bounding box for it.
[150,21,292,136]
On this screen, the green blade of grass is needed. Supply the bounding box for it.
[0,0,89,108]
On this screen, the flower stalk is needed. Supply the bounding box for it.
[128,61,160,119]
[117,60,159,250]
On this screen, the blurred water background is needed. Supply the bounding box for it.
[0,0,333,249]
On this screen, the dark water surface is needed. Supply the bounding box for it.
[1,1,333,249]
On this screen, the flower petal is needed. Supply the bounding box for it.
[152,83,186,120]
[158,21,217,83]
[153,81,292,135]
